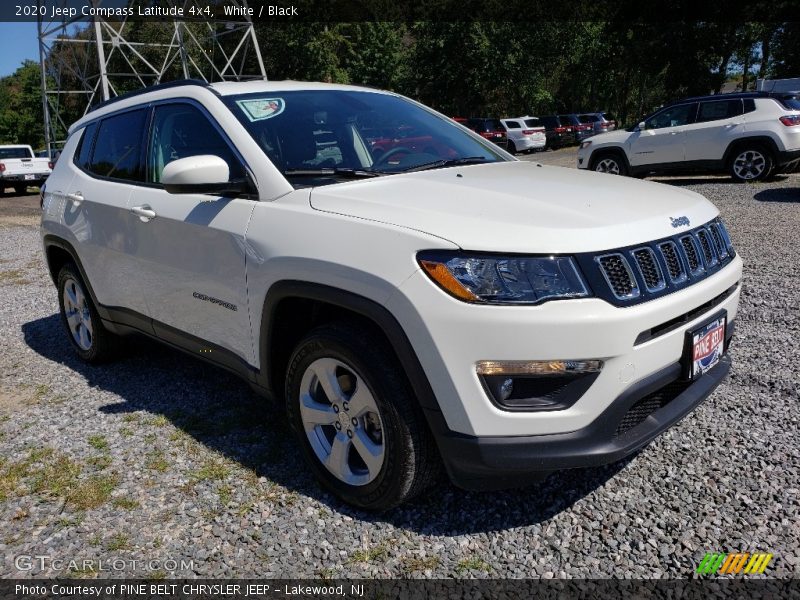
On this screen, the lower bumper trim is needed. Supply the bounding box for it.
[434,352,732,491]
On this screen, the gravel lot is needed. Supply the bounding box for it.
[1,161,798,579]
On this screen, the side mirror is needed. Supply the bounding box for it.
[637,121,646,131]
[162,155,249,196]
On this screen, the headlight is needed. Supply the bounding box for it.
[579,140,592,150]
[418,252,591,304]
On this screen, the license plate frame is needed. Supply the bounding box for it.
[683,310,727,380]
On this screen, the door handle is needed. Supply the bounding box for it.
[65,191,84,206]
[130,204,157,222]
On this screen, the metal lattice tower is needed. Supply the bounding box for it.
[37,0,266,155]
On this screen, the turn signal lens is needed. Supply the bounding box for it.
[420,260,479,302]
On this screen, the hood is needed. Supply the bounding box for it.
[585,128,634,144]
[308,161,718,254]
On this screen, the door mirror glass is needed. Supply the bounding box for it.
[161,155,247,195]
[638,121,646,130]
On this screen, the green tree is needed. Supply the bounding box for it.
[0,60,46,148]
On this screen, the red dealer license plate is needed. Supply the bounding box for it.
[686,313,726,379]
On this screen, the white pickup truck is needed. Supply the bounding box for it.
[0,144,52,195]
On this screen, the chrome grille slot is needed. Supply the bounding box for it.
[695,228,717,267]
[708,223,728,259]
[658,241,687,283]
[679,235,704,276]
[632,247,665,292]
[596,253,640,300]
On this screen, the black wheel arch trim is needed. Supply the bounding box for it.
[588,146,630,171]
[258,280,443,414]
[722,136,779,166]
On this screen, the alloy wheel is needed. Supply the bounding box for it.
[595,157,621,174]
[62,277,93,351]
[732,150,766,180]
[298,357,385,486]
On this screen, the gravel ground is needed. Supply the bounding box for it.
[0,169,799,579]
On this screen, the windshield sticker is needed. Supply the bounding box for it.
[236,98,285,122]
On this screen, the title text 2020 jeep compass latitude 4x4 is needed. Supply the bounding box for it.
[41,80,742,510]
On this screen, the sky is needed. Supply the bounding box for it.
[0,22,41,77]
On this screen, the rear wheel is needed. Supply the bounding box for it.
[591,152,628,176]
[285,322,439,510]
[507,140,517,155]
[730,146,773,182]
[57,263,118,363]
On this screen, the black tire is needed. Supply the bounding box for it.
[507,140,517,155]
[590,151,629,176]
[57,262,118,363]
[285,321,440,511]
[14,185,27,195]
[729,145,773,183]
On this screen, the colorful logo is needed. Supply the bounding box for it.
[696,552,773,575]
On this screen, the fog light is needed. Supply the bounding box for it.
[477,360,603,411]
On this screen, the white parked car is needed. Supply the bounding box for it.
[0,144,52,194]
[41,80,742,509]
[501,117,547,154]
[577,92,800,181]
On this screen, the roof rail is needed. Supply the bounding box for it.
[89,79,214,112]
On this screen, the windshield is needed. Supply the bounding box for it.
[223,90,506,185]
[0,147,32,159]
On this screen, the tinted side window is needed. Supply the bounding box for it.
[645,104,696,129]
[743,99,756,113]
[541,116,558,128]
[147,103,244,184]
[88,109,146,181]
[504,120,521,129]
[74,122,98,170]
[696,99,743,123]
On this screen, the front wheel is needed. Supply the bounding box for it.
[285,322,439,510]
[591,152,628,176]
[730,147,773,182]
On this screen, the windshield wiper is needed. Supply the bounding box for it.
[283,168,384,178]
[400,156,490,173]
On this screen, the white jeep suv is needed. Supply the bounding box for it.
[577,92,800,181]
[41,80,743,510]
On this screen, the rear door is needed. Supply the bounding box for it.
[63,110,150,315]
[127,101,256,363]
[628,103,697,166]
[683,99,745,162]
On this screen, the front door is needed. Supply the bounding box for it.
[628,103,697,167]
[127,102,256,364]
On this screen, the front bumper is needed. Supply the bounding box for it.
[433,346,732,490]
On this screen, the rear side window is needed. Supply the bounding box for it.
[696,99,743,123]
[73,122,98,170]
[88,109,147,181]
[744,99,757,113]
[147,103,244,184]
[0,146,32,159]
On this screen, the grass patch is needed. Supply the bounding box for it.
[145,452,169,473]
[122,414,141,424]
[106,533,130,551]
[87,455,112,470]
[455,557,493,575]
[401,556,441,573]
[66,565,97,579]
[87,435,109,451]
[217,484,233,505]
[147,415,169,428]
[111,497,140,510]
[0,269,29,285]
[318,567,335,580]
[70,474,119,511]
[192,458,231,483]
[119,427,134,438]
[349,544,389,564]
[31,384,50,403]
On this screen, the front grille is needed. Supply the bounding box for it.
[596,254,639,299]
[679,235,703,275]
[614,380,691,437]
[633,247,665,291]
[696,229,717,267]
[658,241,686,283]
[578,217,736,307]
